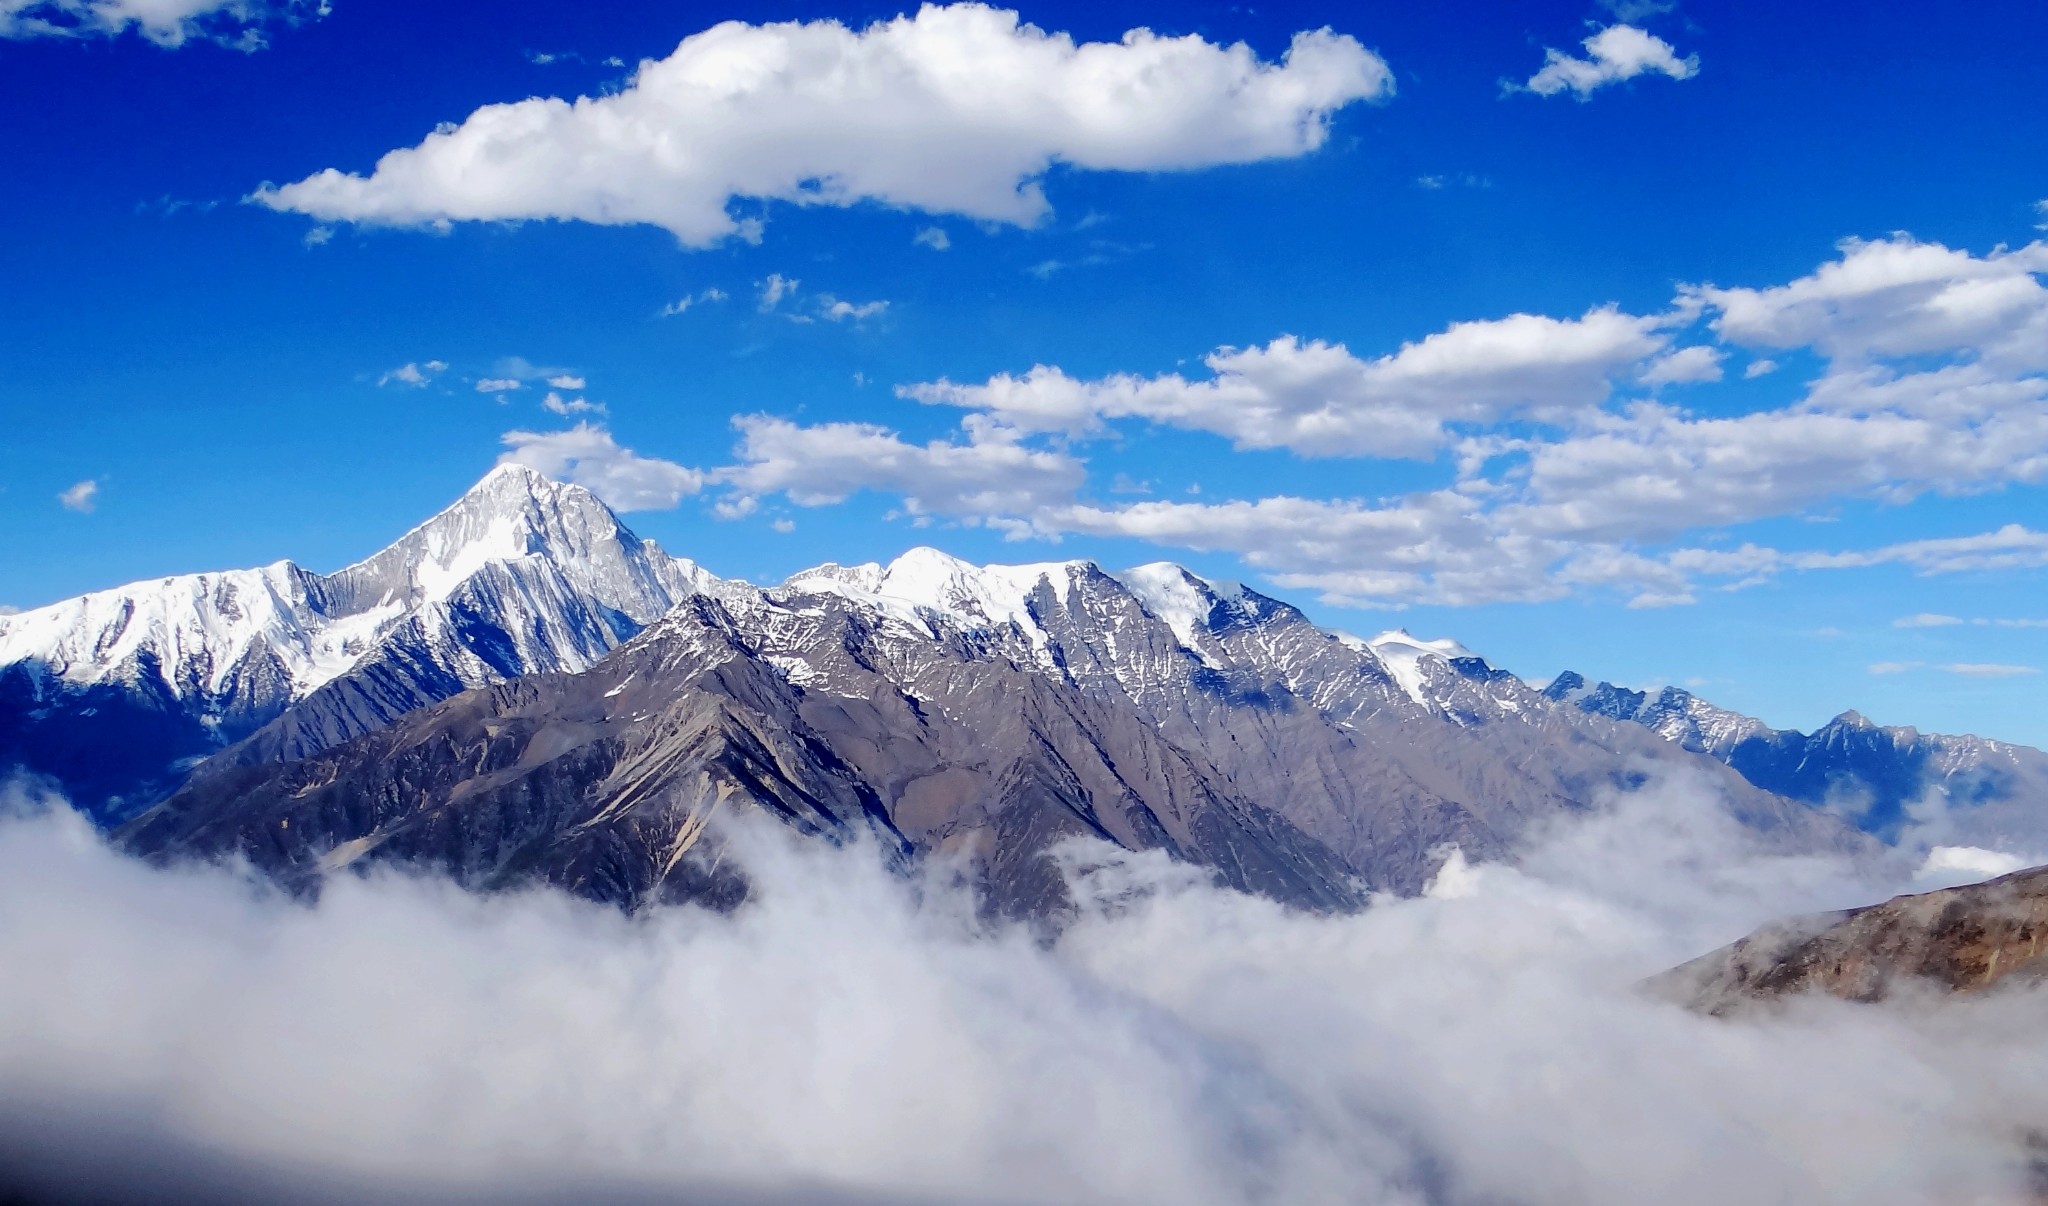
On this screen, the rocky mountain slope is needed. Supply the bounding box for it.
[0,465,716,821]
[1654,864,2048,1013]
[1544,674,2048,849]
[115,485,1850,916]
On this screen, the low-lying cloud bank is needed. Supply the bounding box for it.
[2,776,2045,1205]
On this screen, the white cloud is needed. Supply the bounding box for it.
[1894,613,1963,628]
[1693,236,2048,365]
[377,360,447,388]
[0,606,19,617]
[475,377,523,393]
[546,374,585,390]
[1743,358,1778,379]
[498,423,704,511]
[1913,845,2029,891]
[1049,491,1591,608]
[55,480,98,513]
[913,225,951,251]
[659,287,728,316]
[1943,663,2038,678]
[2,779,2044,1204]
[711,494,759,521]
[540,392,604,416]
[719,414,1084,526]
[301,224,333,247]
[757,273,799,312]
[713,236,2048,609]
[2036,199,2047,231]
[908,307,1668,459]
[1804,524,2048,575]
[0,0,313,48]
[771,517,796,533]
[1522,24,1699,100]
[1868,661,1919,675]
[1639,344,1724,386]
[820,295,889,322]
[249,6,1392,245]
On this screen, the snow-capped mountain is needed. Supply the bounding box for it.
[1542,672,1769,757]
[124,524,1848,917]
[1544,673,2048,849]
[37,464,2041,916]
[0,464,713,820]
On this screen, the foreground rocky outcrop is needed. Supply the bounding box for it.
[1654,864,2048,1014]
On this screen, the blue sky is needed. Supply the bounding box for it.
[3,0,2046,741]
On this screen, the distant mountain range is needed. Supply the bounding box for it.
[1543,673,2048,848]
[2,466,2040,916]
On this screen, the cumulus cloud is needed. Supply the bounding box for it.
[1638,344,1723,386]
[704,234,2048,609]
[1521,24,1699,100]
[1,776,2045,1205]
[475,377,523,393]
[908,307,1668,459]
[0,0,315,48]
[547,374,586,390]
[1050,492,1573,608]
[250,5,1391,246]
[913,225,951,250]
[1693,237,2048,365]
[378,360,447,387]
[55,480,98,513]
[718,414,1084,528]
[498,423,704,511]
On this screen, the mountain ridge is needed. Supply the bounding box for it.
[111,474,1856,916]
[0,464,713,820]
[1542,671,2048,849]
[4,464,2032,919]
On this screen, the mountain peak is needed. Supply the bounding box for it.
[326,464,651,614]
[465,460,601,514]
[480,459,549,484]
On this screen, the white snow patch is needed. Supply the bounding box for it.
[1110,563,1215,651]
[1363,629,1476,706]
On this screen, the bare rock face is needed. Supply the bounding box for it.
[1653,865,2048,1014]
[124,594,1366,919]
